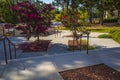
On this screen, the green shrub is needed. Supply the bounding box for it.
[103,17,118,23]
[98,34,112,38]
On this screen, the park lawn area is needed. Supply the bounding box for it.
[56,26,120,44]
[86,26,120,33]
[56,26,120,33]
[87,26,120,44]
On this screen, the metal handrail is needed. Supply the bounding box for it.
[0,36,16,64]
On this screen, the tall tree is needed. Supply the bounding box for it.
[114,0,120,17]
[96,0,115,25]
[83,0,98,24]
[0,0,18,23]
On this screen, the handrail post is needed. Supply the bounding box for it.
[6,37,17,59]
[73,37,75,52]
[8,42,12,59]
[3,38,8,64]
[86,33,89,54]
[79,34,82,51]
[14,45,16,59]
[2,26,5,36]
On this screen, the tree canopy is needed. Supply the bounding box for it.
[52,0,120,24]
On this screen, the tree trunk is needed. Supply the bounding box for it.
[100,11,104,25]
[88,8,93,24]
[37,35,39,41]
[118,10,120,17]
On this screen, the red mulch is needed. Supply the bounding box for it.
[64,34,82,38]
[59,64,120,80]
[18,40,51,52]
[68,40,87,50]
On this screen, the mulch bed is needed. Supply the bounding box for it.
[64,34,88,50]
[18,40,51,52]
[59,64,120,80]
[64,34,82,38]
[68,40,87,50]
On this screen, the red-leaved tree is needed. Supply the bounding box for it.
[12,1,54,41]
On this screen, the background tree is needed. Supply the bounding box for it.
[114,0,120,17]
[0,0,18,23]
[12,1,54,41]
[83,0,98,24]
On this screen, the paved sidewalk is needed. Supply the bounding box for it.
[0,51,101,80]
[0,31,120,60]
[0,56,64,80]
[0,47,120,80]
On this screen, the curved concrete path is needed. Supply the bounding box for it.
[0,31,120,80]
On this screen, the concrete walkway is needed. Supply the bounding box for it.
[0,47,120,80]
[0,51,101,80]
[0,31,120,80]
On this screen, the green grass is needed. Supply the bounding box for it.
[86,27,120,33]
[55,26,69,30]
[56,25,120,44]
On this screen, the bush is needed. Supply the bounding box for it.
[98,34,112,38]
[103,17,118,23]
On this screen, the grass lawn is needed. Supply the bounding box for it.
[56,25,120,44]
[86,26,120,33]
[87,26,120,44]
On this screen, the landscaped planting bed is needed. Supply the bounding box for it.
[60,64,120,80]
[18,40,51,52]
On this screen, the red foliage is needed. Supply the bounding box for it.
[12,1,54,35]
[62,15,68,20]
[37,25,48,33]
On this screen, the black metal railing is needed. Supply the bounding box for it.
[0,36,16,64]
[71,32,89,54]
